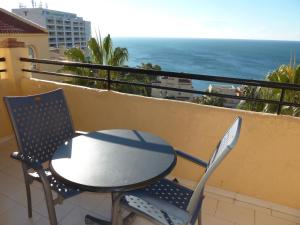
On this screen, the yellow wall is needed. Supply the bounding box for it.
[0,33,49,60]
[0,34,64,82]
[20,78,300,210]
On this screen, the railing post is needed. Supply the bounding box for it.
[107,69,111,90]
[277,88,285,115]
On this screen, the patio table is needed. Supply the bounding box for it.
[50,129,177,225]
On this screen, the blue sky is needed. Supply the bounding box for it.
[2,0,300,40]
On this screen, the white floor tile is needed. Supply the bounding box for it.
[33,199,75,222]
[0,193,17,215]
[216,201,255,225]
[0,204,41,225]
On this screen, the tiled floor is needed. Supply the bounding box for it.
[1,138,300,225]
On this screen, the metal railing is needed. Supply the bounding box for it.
[0,57,6,73]
[20,57,300,115]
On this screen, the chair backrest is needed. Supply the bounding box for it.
[187,117,242,223]
[4,89,75,163]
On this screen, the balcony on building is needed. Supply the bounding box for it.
[49,31,56,36]
[56,25,64,31]
[49,43,58,48]
[46,18,54,24]
[46,25,55,30]
[65,32,72,37]
[0,38,300,225]
[55,19,63,25]
[66,43,73,48]
[48,37,56,43]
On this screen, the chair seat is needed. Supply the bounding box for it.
[121,179,193,225]
[28,168,81,198]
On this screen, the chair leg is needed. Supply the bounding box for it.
[25,181,32,218]
[197,212,202,225]
[197,191,204,225]
[22,164,32,218]
[38,170,58,225]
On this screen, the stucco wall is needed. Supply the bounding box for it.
[20,78,300,210]
[0,34,49,60]
[0,34,64,82]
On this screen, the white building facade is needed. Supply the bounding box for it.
[208,84,240,108]
[12,8,91,50]
[151,77,194,101]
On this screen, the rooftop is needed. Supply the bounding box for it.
[0,8,47,34]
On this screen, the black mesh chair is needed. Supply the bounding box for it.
[120,117,242,225]
[4,89,85,225]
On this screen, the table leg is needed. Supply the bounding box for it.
[84,192,122,225]
[111,192,122,225]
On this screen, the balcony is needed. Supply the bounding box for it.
[56,26,64,31]
[46,25,55,31]
[46,19,54,24]
[0,39,300,225]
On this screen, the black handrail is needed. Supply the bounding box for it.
[20,57,300,90]
[20,57,300,115]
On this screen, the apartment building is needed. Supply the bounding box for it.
[12,7,91,49]
[208,84,240,108]
[151,77,194,101]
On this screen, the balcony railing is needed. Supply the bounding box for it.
[20,57,300,115]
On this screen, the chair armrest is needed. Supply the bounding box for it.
[11,152,43,170]
[74,130,88,137]
[175,149,208,168]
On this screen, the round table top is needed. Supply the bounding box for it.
[50,129,177,192]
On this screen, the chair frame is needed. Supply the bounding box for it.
[4,89,86,225]
[121,117,242,225]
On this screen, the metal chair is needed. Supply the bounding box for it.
[120,117,242,225]
[4,89,85,225]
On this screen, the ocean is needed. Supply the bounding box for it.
[114,38,300,90]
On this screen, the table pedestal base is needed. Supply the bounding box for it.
[85,212,137,225]
[85,215,111,225]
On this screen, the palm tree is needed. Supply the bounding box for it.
[237,57,300,116]
[264,61,300,116]
[194,91,225,107]
[237,85,265,112]
[88,33,128,66]
[116,63,162,96]
[60,33,128,88]
[61,34,163,96]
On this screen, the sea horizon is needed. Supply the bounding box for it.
[112,36,300,43]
